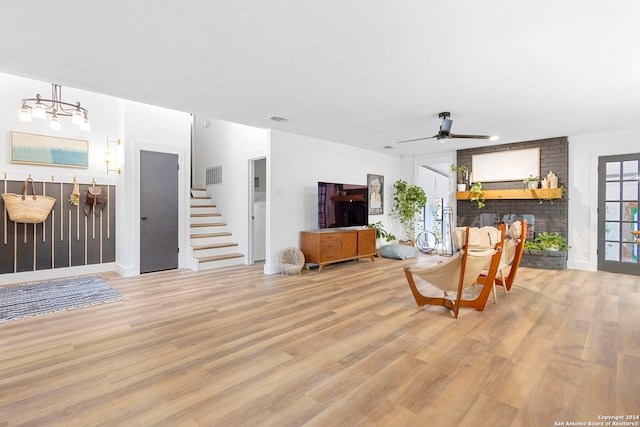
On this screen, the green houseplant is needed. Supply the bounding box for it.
[391,179,427,242]
[524,232,570,251]
[451,164,468,191]
[523,175,540,190]
[469,181,486,209]
[367,221,396,243]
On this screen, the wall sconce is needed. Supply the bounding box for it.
[104,138,121,174]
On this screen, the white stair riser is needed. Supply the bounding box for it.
[190,224,230,234]
[190,199,216,207]
[190,235,233,246]
[197,256,245,270]
[193,246,239,258]
[190,215,223,224]
[191,209,219,216]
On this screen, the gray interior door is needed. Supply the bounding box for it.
[140,150,179,273]
[598,153,640,275]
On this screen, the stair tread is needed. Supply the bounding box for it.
[191,196,210,200]
[191,205,217,208]
[191,213,222,217]
[191,223,226,227]
[191,232,232,239]
[191,187,206,191]
[198,253,244,263]
[193,242,238,250]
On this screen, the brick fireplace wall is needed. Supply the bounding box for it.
[456,137,568,239]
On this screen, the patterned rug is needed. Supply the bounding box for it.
[0,275,124,323]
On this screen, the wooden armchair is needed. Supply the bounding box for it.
[479,220,528,301]
[404,225,505,318]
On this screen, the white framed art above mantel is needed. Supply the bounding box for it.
[471,147,540,182]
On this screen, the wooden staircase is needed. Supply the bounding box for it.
[190,188,244,270]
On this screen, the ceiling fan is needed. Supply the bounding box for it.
[396,112,498,144]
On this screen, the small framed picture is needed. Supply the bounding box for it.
[367,174,384,215]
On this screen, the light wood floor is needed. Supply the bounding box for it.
[1,254,639,426]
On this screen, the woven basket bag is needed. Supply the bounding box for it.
[2,178,56,223]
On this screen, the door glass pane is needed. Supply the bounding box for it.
[621,243,637,263]
[606,162,621,181]
[606,202,620,220]
[606,182,620,200]
[622,223,635,242]
[605,222,620,240]
[622,202,638,221]
[623,181,638,200]
[605,242,620,261]
[623,160,638,179]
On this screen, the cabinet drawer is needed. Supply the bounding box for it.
[319,250,342,262]
[320,239,342,252]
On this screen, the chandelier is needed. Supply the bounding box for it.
[18,83,90,131]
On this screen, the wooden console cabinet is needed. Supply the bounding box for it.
[300,228,376,272]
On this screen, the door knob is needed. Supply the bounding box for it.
[141,216,148,220]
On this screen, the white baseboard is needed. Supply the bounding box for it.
[0,263,118,286]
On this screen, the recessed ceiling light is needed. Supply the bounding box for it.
[269,116,288,122]
[384,145,394,149]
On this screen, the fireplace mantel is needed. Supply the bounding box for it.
[456,188,562,200]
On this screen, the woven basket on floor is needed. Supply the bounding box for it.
[2,178,56,223]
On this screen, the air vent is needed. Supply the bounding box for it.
[206,165,222,185]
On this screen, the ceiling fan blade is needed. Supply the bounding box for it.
[450,133,492,140]
[396,134,438,144]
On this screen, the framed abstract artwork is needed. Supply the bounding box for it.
[11,131,89,168]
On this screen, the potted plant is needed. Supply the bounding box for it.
[523,175,540,190]
[469,181,486,209]
[391,179,427,244]
[367,221,396,246]
[451,164,468,191]
[524,232,570,251]
[522,232,570,270]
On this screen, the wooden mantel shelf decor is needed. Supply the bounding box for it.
[456,188,563,201]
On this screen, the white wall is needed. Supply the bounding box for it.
[267,129,404,274]
[568,128,640,271]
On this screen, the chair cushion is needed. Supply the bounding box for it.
[453,226,501,250]
[508,221,522,240]
[379,243,418,260]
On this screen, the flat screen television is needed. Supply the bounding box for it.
[318,181,368,229]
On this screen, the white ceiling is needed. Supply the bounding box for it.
[1,1,639,157]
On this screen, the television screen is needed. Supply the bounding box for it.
[318,182,368,229]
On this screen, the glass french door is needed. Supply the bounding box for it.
[598,153,640,275]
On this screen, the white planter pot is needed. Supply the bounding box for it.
[527,181,539,190]
[457,184,467,191]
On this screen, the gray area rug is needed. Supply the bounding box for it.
[0,275,124,323]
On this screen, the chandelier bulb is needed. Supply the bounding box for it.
[32,102,46,120]
[18,105,32,123]
[80,116,91,132]
[50,111,62,130]
[72,109,84,126]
